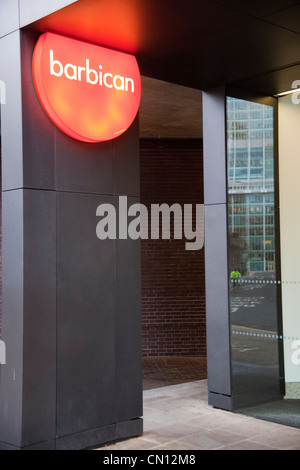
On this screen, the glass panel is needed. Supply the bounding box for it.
[227,96,283,409]
[278,95,300,412]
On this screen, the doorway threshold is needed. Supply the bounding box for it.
[143,356,207,391]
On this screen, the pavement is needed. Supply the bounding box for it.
[143,356,207,390]
[98,380,300,451]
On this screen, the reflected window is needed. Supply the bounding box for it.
[227,97,276,274]
[227,96,283,409]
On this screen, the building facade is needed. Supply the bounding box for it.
[0,0,300,450]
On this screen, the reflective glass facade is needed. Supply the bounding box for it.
[226,96,283,409]
[227,97,275,273]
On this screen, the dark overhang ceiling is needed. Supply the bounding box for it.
[25,0,300,94]
[139,76,202,138]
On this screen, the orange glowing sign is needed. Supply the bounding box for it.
[32,33,141,143]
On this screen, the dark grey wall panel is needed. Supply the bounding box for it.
[55,132,114,195]
[203,86,227,206]
[116,197,142,422]
[56,192,116,437]
[208,392,233,411]
[19,0,78,27]
[114,118,140,198]
[22,190,56,447]
[0,31,23,191]
[0,0,19,38]
[203,85,232,407]
[116,419,143,441]
[54,110,139,196]
[21,31,56,190]
[56,424,116,451]
[205,203,232,398]
[0,189,57,448]
[0,190,24,447]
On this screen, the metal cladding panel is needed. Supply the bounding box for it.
[205,203,232,398]
[116,197,142,422]
[114,118,140,198]
[22,190,57,446]
[55,131,114,195]
[19,0,78,27]
[203,86,232,402]
[21,31,56,190]
[56,192,116,436]
[0,31,23,191]
[203,87,227,206]
[0,0,19,38]
[0,190,24,447]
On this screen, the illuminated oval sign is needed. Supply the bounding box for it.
[32,33,141,143]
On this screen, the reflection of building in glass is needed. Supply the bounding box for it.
[227,97,275,272]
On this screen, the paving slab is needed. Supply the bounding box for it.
[97,380,300,451]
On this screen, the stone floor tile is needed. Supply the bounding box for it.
[152,440,203,451]
[219,440,278,451]
[181,429,247,450]
[250,425,300,450]
[146,423,204,440]
[97,380,300,451]
[217,416,284,438]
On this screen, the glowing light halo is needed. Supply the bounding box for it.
[32,33,141,143]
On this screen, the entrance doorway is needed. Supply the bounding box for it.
[139,77,206,390]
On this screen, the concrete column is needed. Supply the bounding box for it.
[202,86,233,411]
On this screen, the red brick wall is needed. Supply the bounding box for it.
[140,138,206,357]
